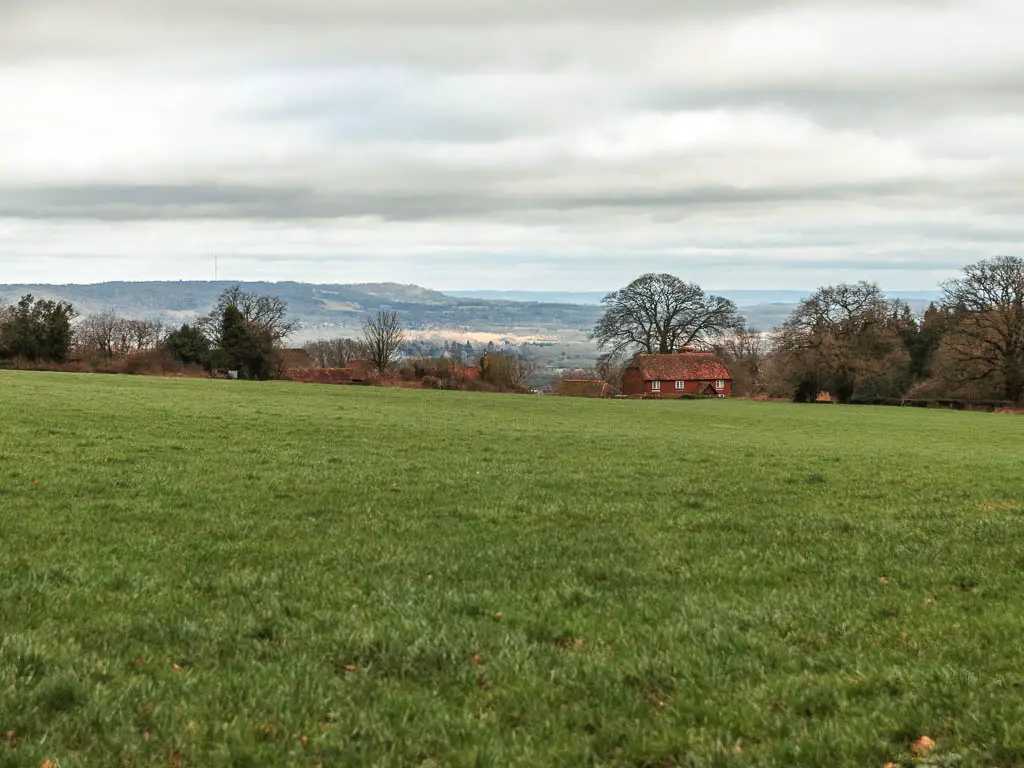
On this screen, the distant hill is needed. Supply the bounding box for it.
[0,282,944,341]
[0,281,603,335]
[446,290,610,305]
[444,288,943,334]
[448,288,943,308]
[447,289,816,306]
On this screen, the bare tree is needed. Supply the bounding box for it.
[504,354,540,390]
[76,313,166,358]
[199,286,296,345]
[304,338,363,368]
[941,255,1024,401]
[772,282,912,402]
[75,311,123,358]
[716,325,771,395]
[361,311,406,373]
[719,326,769,373]
[480,351,541,391]
[592,273,744,358]
[123,318,166,351]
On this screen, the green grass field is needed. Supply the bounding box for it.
[1,372,1023,767]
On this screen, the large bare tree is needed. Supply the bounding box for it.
[941,255,1024,402]
[199,285,296,345]
[361,310,406,373]
[592,273,743,358]
[772,282,913,402]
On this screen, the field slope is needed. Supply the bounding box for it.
[1,372,1022,767]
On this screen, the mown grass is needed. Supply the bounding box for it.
[0,371,1022,767]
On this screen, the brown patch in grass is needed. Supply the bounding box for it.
[979,500,1016,511]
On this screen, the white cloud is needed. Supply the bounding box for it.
[0,0,1021,290]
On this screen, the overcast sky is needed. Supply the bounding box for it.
[1,0,1021,290]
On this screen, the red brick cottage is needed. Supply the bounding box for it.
[621,352,733,397]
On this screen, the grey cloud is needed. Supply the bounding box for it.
[0,0,957,63]
[0,0,1020,289]
[0,0,912,28]
[0,183,510,221]
[4,176,1023,223]
[642,76,1024,130]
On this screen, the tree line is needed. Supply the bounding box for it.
[0,285,539,391]
[4,255,1021,403]
[590,256,1024,403]
[0,286,293,378]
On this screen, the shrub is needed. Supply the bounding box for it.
[395,357,479,390]
[479,352,539,392]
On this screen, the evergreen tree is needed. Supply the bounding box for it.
[903,303,949,381]
[0,294,76,362]
[215,305,277,379]
[164,323,212,367]
[219,305,249,372]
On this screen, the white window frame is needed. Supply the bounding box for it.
[651,380,661,392]
[715,380,725,390]
[675,380,685,390]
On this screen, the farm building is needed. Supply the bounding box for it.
[621,352,733,397]
[555,379,614,398]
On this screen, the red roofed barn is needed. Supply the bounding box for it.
[622,352,733,397]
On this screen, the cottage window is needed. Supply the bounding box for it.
[651,381,661,392]
[675,381,685,390]
[715,380,725,390]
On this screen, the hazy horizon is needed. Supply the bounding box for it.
[0,278,944,304]
[0,255,992,293]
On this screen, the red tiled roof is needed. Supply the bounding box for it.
[629,353,732,382]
